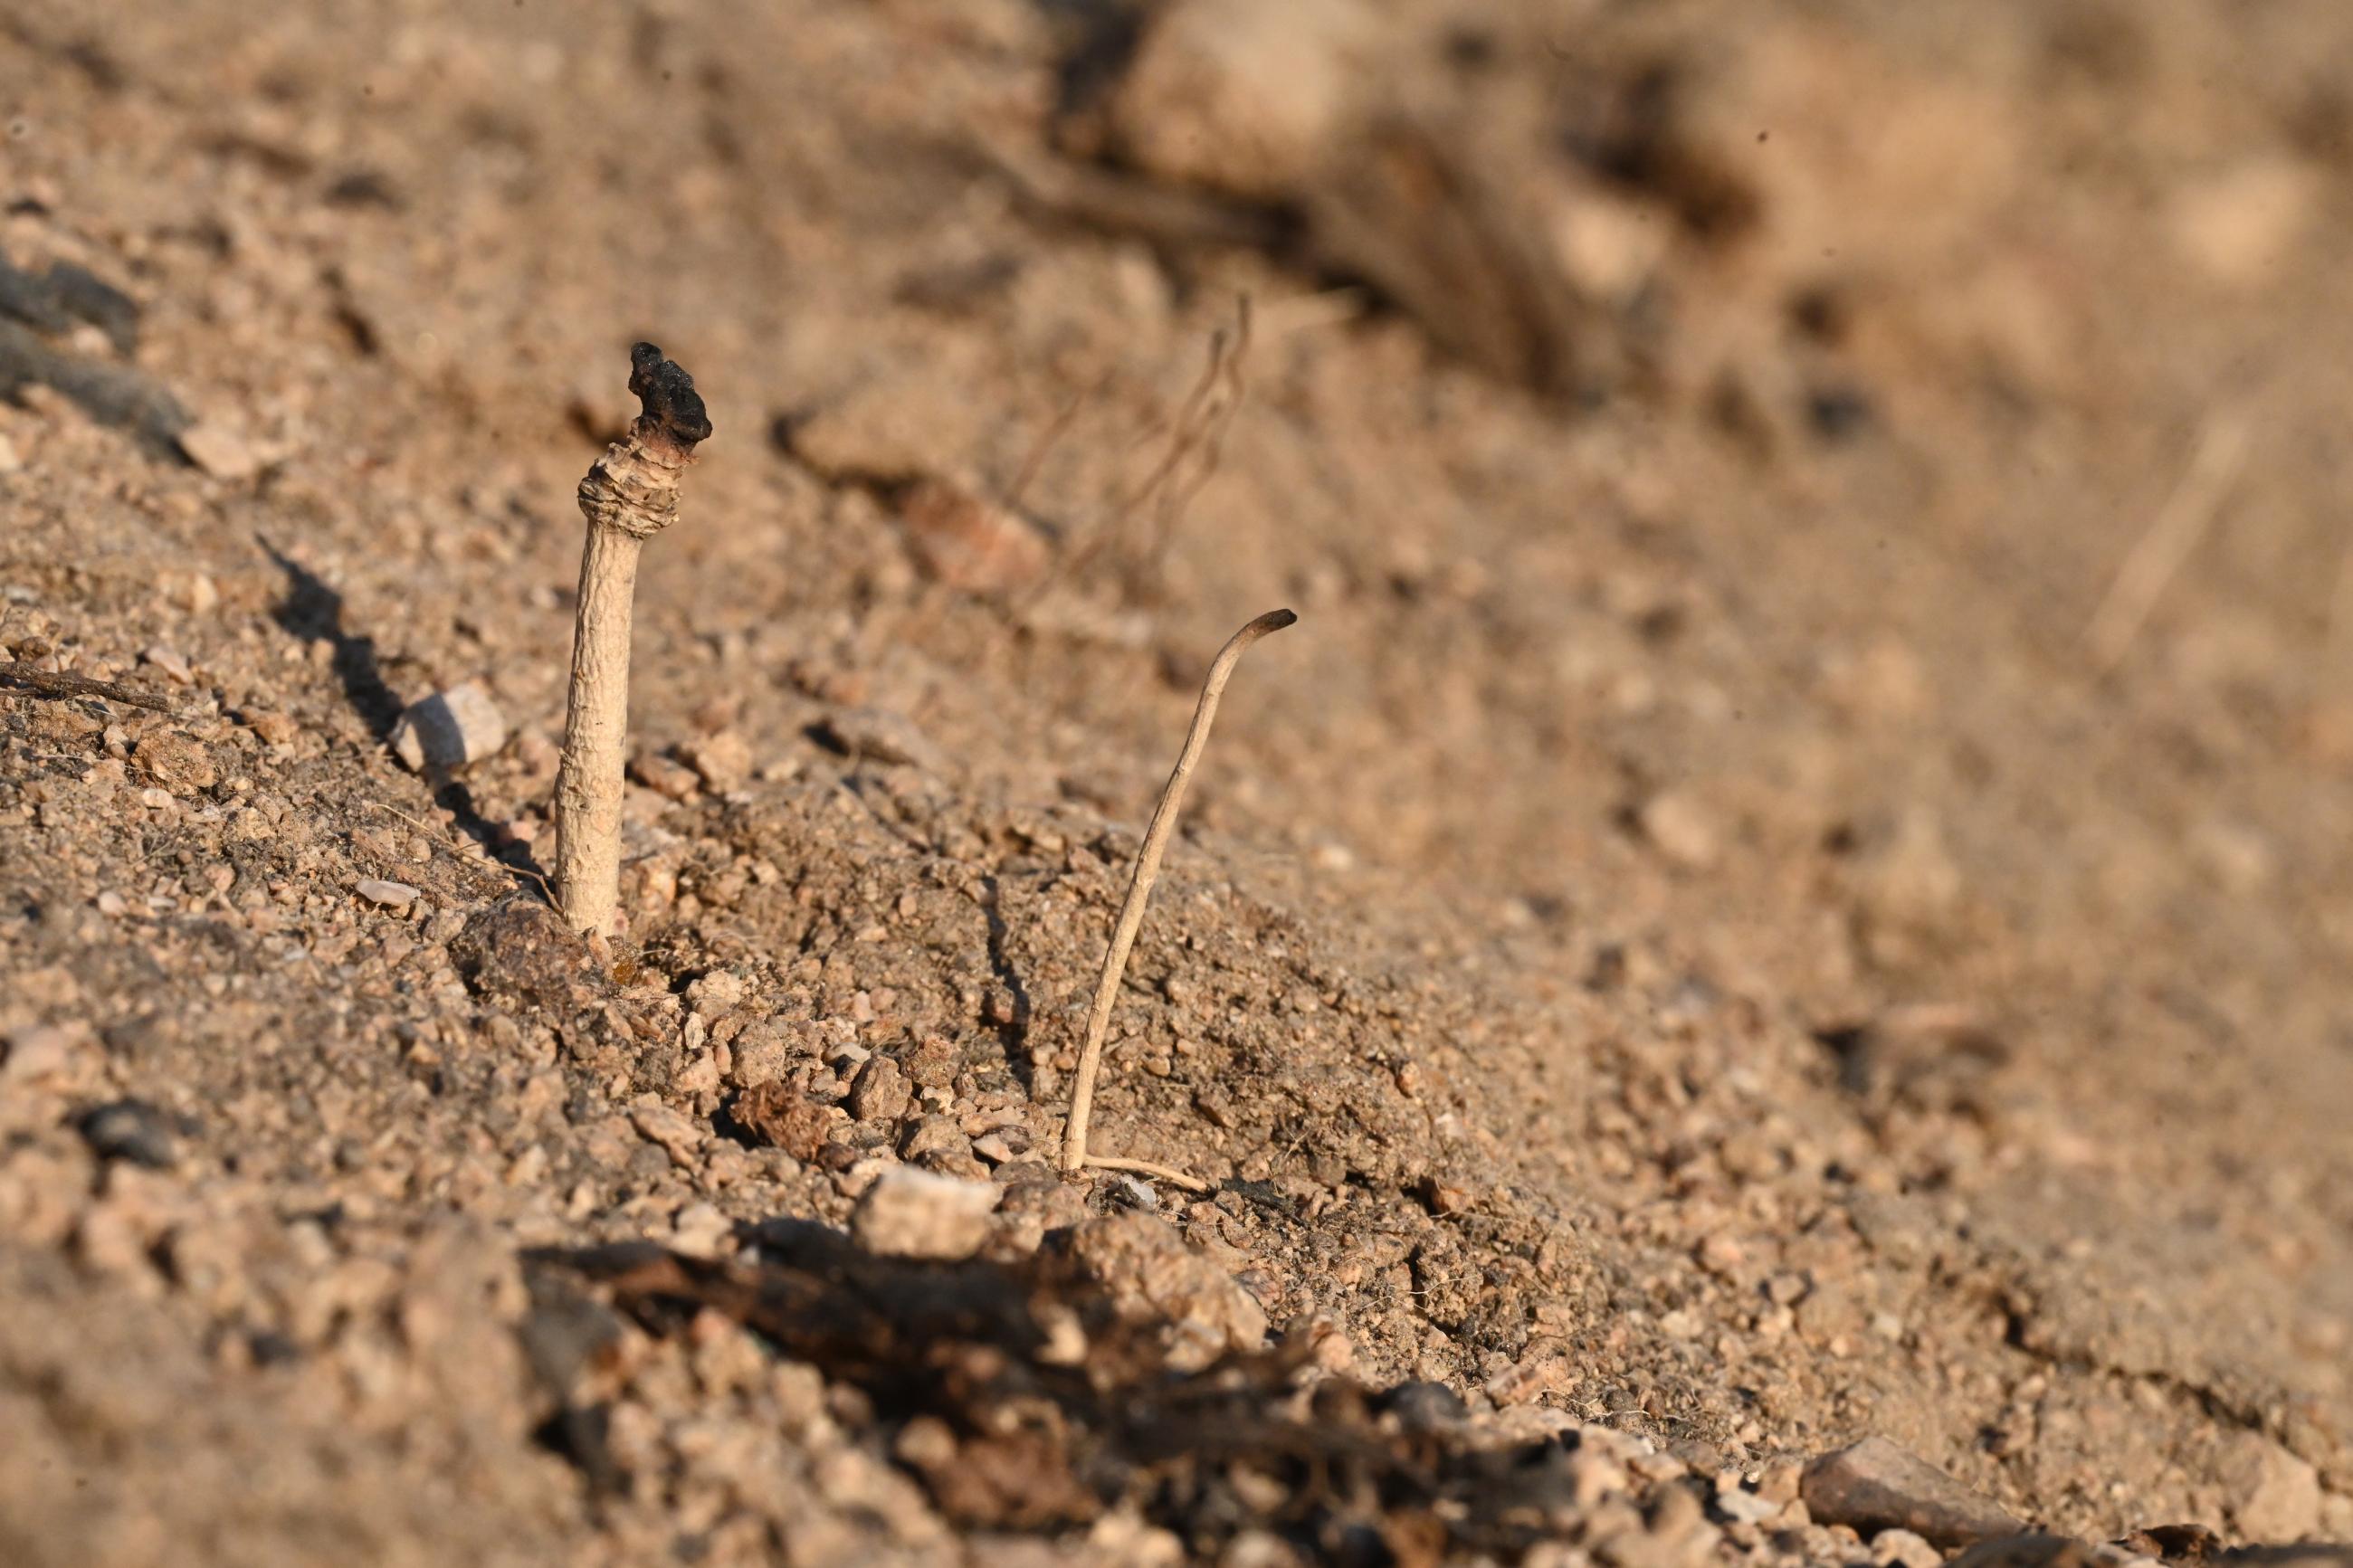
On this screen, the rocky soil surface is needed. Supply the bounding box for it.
[1,2,2348,1564]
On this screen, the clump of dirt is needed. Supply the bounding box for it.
[1,1,2349,1564]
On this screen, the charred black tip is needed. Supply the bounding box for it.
[626,341,712,448]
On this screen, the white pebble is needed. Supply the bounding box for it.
[851,1167,999,1260]
[176,420,260,480]
[389,682,509,773]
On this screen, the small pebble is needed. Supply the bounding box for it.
[177,420,260,480]
[678,728,753,793]
[2,1024,83,1084]
[629,749,700,802]
[243,708,299,747]
[971,1129,1029,1164]
[1381,1381,1468,1433]
[1636,789,1720,870]
[1872,1528,1944,1568]
[1102,1174,1160,1212]
[355,879,420,909]
[631,1100,706,1166]
[816,706,944,771]
[78,1099,177,1169]
[845,1055,911,1123]
[389,682,509,773]
[851,1167,999,1259]
[139,644,193,683]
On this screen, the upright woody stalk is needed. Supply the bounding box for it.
[553,343,713,935]
[1062,608,1297,1186]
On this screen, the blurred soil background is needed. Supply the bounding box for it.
[0,1,2348,1564]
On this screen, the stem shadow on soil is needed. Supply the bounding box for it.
[979,874,1035,1088]
[262,536,550,889]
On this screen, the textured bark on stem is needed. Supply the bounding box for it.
[553,343,711,935]
[1062,607,1297,1180]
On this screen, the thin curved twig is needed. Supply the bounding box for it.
[1081,1156,1211,1193]
[1062,607,1298,1182]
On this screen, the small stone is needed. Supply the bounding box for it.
[731,1081,835,1162]
[685,971,748,1015]
[389,682,509,773]
[354,879,420,909]
[1804,1437,2025,1548]
[894,1414,958,1472]
[0,432,20,472]
[1628,1450,1690,1485]
[1636,790,1720,870]
[1872,1528,1945,1568]
[1571,1451,1633,1506]
[628,749,700,802]
[1102,1174,1159,1212]
[851,1167,999,1260]
[78,1099,177,1169]
[177,420,259,480]
[678,728,753,793]
[167,572,219,615]
[1295,1316,1355,1376]
[1696,1234,1746,1277]
[1485,1350,1570,1407]
[902,1034,961,1088]
[1715,1487,1778,1525]
[1649,1484,1712,1544]
[1946,1536,2099,1568]
[663,1202,729,1258]
[1552,188,1676,305]
[845,1055,911,1123]
[2109,1525,2218,1563]
[1,1023,85,1084]
[817,707,944,771]
[139,644,193,684]
[2219,1432,2320,1543]
[134,732,216,794]
[243,708,299,747]
[1423,1176,1473,1216]
[2169,157,2320,288]
[630,1100,705,1166]
[1380,1381,1468,1433]
[1108,0,1367,201]
[725,1022,796,1090]
[1756,1462,1805,1504]
[897,477,1051,596]
[900,1115,982,1177]
[971,1127,1031,1164]
[1055,1212,1269,1373]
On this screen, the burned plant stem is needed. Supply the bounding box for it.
[552,342,712,936]
[1062,608,1298,1181]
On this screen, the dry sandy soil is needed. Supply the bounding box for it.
[1,1,2348,1564]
